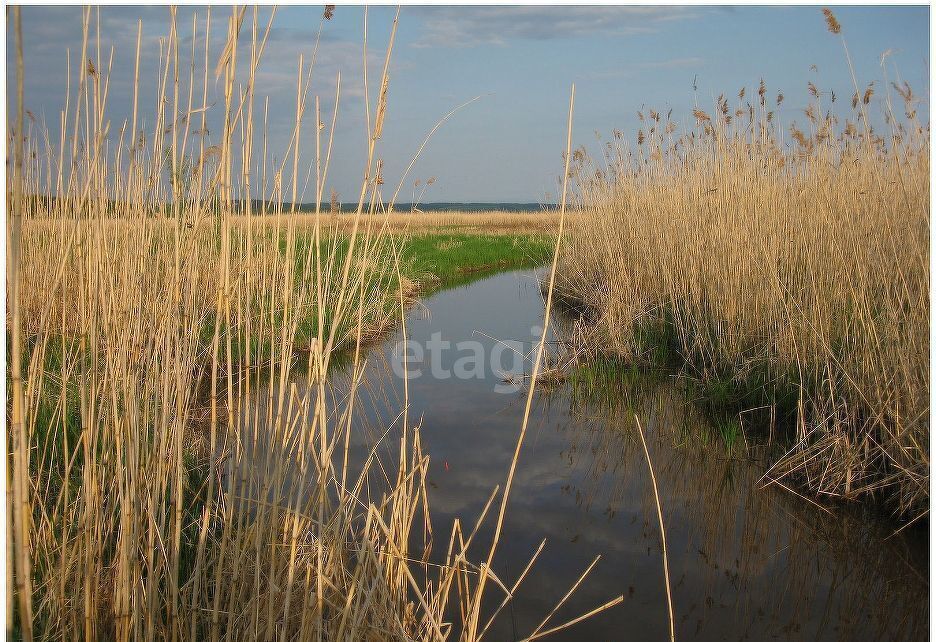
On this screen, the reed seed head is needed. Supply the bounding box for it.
[823,8,841,34]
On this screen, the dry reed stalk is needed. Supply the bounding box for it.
[635,415,675,642]
[8,7,34,641]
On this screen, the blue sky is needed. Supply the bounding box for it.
[7,5,930,203]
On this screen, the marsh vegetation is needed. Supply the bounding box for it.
[557,11,928,520]
[6,5,928,641]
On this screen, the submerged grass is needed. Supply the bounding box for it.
[557,10,928,518]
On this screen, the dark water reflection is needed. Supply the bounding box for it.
[244,270,928,641]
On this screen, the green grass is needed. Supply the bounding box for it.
[398,231,552,291]
[287,230,552,294]
[286,230,552,351]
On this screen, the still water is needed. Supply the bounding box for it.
[248,269,928,640]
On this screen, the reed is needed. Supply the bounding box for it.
[558,10,928,518]
[263,210,563,234]
[8,8,611,639]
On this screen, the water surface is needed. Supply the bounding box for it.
[249,269,928,640]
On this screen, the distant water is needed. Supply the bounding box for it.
[389,202,553,213]
[279,201,554,213]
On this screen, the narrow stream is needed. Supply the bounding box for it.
[247,269,928,640]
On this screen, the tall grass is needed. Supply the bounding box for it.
[7,8,613,639]
[558,12,928,518]
[283,210,563,234]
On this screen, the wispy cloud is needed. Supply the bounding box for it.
[410,6,700,48]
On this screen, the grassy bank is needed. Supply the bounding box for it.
[398,231,551,290]
[281,228,551,349]
[556,13,928,518]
